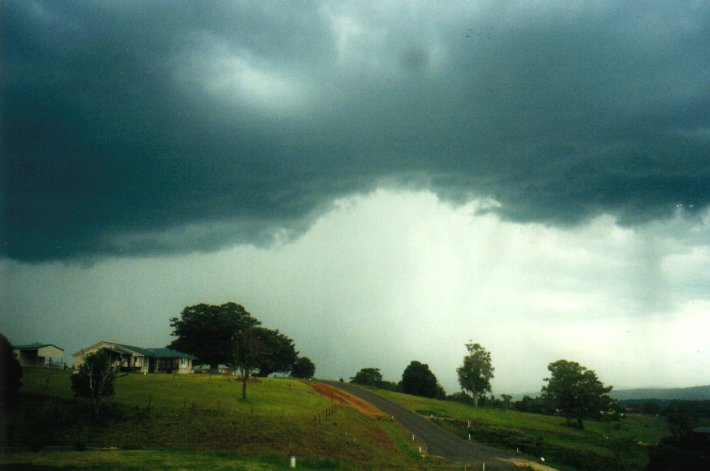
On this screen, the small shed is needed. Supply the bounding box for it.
[13,343,65,368]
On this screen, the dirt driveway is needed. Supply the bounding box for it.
[318,381,557,470]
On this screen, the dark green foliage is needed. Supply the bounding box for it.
[378,380,401,392]
[170,302,260,370]
[0,333,22,410]
[291,356,316,378]
[447,391,474,405]
[457,342,494,406]
[171,303,297,400]
[541,359,615,429]
[71,349,117,418]
[350,368,383,387]
[514,395,550,414]
[664,400,710,437]
[400,361,441,398]
[230,326,284,399]
[253,329,297,377]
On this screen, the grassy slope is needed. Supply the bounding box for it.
[366,387,669,470]
[4,370,451,470]
[375,390,668,453]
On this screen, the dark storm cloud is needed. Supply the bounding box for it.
[2,0,709,261]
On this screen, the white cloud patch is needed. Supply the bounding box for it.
[174,33,310,115]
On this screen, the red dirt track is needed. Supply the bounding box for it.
[308,382,382,416]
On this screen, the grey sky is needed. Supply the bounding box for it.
[2,1,709,393]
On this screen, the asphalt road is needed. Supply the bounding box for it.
[321,380,526,470]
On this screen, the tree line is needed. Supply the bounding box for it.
[351,341,616,429]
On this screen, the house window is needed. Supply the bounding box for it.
[180,357,187,367]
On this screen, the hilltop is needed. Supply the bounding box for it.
[610,385,710,401]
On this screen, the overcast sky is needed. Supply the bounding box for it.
[2,0,709,394]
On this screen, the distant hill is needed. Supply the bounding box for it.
[610,385,710,401]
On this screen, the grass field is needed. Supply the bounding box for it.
[5,370,672,469]
[366,387,670,470]
[4,369,454,470]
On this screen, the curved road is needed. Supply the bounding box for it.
[321,381,538,470]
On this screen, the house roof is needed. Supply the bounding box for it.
[72,341,194,359]
[13,343,64,351]
[140,347,195,359]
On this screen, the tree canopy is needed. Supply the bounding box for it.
[541,359,614,429]
[351,368,383,387]
[170,302,299,399]
[400,360,441,398]
[169,302,260,370]
[253,328,297,377]
[291,356,316,379]
[228,326,297,398]
[457,342,494,406]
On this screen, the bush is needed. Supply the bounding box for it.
[0,333,22,410]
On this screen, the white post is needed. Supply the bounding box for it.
[289,455,296,468]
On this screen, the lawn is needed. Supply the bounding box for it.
[4,369,453,470]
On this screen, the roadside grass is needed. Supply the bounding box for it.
[5,369,452,469]
[367,387,669,470]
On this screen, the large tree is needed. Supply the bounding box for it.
[291,356,316,379]
[254,329,297,377]
[400,360,440,398]
[230,326,295,399]
[541,359,614,429]
[457,342,494,406]
[71,349,119,419]
[351,368,383,387]
[170,302,259,371]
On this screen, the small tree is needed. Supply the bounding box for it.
[351,368,383,387]
[457,342,494,406]
[400,361,440,398]
[230,326,268,400]
[71,349,118,419]
[500,394,513,409]
[291,356,316,379]
[0,333,22,410]
[541,359,614,429]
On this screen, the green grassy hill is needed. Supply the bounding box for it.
[3,369,448,470]
[367,387,670,470]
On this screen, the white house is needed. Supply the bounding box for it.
[72,341,194,374]
[13,343,65,368]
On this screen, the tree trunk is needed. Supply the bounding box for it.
[241,368,249,400]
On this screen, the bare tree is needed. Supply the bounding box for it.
[71,349,121,419]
